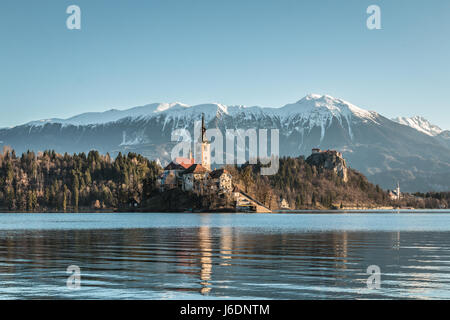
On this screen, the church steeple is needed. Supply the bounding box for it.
[201,113,207,143]
[195,113,211,171]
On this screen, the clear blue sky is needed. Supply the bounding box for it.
[0,0,449,129]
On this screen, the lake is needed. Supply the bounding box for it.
[1,211,450,299]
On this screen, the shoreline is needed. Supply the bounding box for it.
[1,208,450,214]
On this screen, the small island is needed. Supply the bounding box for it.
[0,139,447,213]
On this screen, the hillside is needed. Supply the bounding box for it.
[227,156,449,210]
[0,148,447,212]
[225,157,389,210]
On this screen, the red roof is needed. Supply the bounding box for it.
[175,157,194,169]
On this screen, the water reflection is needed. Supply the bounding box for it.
[198,226,212,295]
[220,227,233,266]
[1,216,450,299]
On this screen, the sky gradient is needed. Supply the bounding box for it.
[0,0,449,128]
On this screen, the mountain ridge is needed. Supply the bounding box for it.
[25,94,379,127]
[392,115,444,136]
[2,94,449,192]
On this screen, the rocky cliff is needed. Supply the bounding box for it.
[306,150,348,182]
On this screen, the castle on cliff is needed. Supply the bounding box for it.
[307,148,348,182]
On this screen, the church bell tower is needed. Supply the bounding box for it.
[195,113,211,170]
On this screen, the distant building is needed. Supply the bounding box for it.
[311,148,343,158]
[182,164,210,193]
[159,161,186,190]
[209,169,233,194]
[389,182,401,200]
[280,198,290,209]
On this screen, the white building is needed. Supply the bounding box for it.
[182,164,210,193]
[389,182,401,200]
[209,169,233,193]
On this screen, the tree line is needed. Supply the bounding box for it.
[0,147,447,212]
[227,157,448,210]
[0,147,161,212]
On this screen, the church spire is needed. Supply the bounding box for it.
[201,113,207,143]
[195,113,211,171]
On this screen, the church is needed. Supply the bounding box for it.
[158,114,232,195]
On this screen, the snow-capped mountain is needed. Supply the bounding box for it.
[1,94,450,192]
[26,102,192,127]
[392,116,444,136]
[25,94,377,130]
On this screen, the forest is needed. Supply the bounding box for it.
[0,147,161,212]
[227,157,449,210]
[225,157,389,210]
[0,147,447,212]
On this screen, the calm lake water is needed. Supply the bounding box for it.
[1,211,450,299]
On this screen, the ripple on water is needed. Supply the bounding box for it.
[0,213,450,299]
